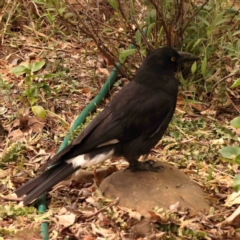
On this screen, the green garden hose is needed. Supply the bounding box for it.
[38,63,120,240]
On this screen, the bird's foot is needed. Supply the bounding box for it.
[127,160,163,172]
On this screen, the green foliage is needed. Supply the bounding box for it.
[162,116,235,168]
[98,0,240,105]
[0,142,25,164]
[0,205,37,237]
[180,0,239,97]
[231,117,240,128]
[0,228,15,238]
[191,61,197,74]
[219,117,240,191]
[201,54,207,78]
[233,174,240,192]
[108,0,118,10]
[231,78,240,88]
[25,0,239,105]
[169,117,206,140]
[11,61,47,105]
[154,209,207,239]
[0,75,13,101]
[119,49,137,63]
[10,61,58,118]
[0,205,36,218]
[219,146,240,161]
[32,105,46,119]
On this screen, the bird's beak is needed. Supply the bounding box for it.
[178,51,200,62]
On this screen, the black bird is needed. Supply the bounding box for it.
[15,47,199,205]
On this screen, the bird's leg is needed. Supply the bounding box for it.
[126,157,162,172]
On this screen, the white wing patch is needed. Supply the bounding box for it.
[97,139,119,147]
[68,149,114,169]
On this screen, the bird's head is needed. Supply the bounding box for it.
[143,47,199,72]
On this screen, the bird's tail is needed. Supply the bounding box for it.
[15,162,79,205]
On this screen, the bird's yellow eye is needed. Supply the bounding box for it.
[171,56,175,62]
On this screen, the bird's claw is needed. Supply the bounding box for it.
[126,160,163,172]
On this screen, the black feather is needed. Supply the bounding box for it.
[16,162,78,205]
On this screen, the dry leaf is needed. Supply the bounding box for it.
[28,116,45,133]
[96,67,110,76]
[56,213,76,227]
[225,191,240,206]
[169,201,180,213]
[83,236,96,240]
[8,129,26,142]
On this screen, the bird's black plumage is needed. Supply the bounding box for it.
[15,47,199,205]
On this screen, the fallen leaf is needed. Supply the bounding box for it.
[28,116,45,133]
[83,236,96,240]
[225,191,240,207]
[91,223,115,237]
[118,206,142,220]
[56,213,76,227]
[96,67,110,76]
[169,201,180,213]
[8,129,26,142]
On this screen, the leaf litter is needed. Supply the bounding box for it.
[0,6,240,240]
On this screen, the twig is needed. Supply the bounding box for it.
[130,17,152,50]
[69,0,131,39]
[84,197,119,219]
[226,91,240,114]
[22,0,38,39]
[180,0,210,36]
[0,0,19,44]
[148,0,171,47]
[175,0,184,24]
[65,0,126,77]
[23,25,58,43]
[229,0,240,24]
[116,0,137,45]
[30,0,40,17]
[211,72,239,94]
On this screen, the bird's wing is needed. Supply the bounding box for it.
[42,106,118,168]
[119,86,175,141]
[44,81,174,168]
